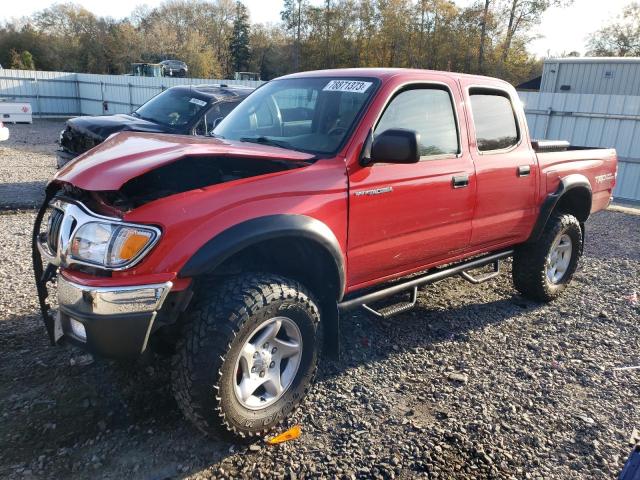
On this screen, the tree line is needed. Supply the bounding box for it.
[3,0,624,86]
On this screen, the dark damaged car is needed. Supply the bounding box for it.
[57,84,253,168]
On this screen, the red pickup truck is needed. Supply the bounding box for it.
[33,68,617,440]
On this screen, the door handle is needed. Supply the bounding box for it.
[517,165,531,177]
[452,174,469,188]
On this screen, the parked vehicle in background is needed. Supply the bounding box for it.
[0,121,8,141]
[0,102,33,123]
[34,68,617,440]
[161,60,188,77]
[234,71,260,81]
[130,63,165,77]
[56,84,253,167]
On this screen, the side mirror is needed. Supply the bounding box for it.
[362,129,420,166]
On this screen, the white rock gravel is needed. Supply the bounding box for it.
[0,120,64,209]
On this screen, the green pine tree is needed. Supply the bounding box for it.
[229,1,251,74]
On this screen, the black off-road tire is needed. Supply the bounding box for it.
[171,273,321,440]
[513,213,583,302]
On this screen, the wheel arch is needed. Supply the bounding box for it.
[528,174,592,242]
[178,215,346,358]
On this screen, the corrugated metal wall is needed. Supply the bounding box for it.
[541,59,640,95]
[0,69,264,116]
[0,69,80,115]
[520,91,640,202]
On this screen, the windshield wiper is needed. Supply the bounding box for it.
[239,136,295,150]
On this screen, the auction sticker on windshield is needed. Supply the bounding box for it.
[189,98,207,107]
[323,80,372,93]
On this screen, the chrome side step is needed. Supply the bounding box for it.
[338,249,514,314]
[459,259,501,284]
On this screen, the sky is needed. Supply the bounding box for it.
[0,0,635,58]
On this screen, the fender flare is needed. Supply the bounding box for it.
[178,214,346,300]
[528,173,592,242]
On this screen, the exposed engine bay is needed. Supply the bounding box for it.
[54,155,307,213]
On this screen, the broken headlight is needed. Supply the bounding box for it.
[70,222,159,269]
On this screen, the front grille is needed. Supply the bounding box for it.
[47,208,64,253]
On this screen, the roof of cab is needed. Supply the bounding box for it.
[277,67,512,88]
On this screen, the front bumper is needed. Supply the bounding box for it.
[0,127,9,142]
[56,275,172,358]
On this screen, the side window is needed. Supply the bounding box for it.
[375,88,459,157]
[469,90,519,151]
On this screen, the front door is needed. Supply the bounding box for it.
[347,80,475,289]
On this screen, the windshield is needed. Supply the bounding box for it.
[134,89,209,127]
[213,77,378,155]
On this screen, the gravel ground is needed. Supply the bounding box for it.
[0,207,638,480]
[0,120,63,210]
[1,121,639,478]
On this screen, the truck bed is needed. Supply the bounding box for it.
[533,140,617,215]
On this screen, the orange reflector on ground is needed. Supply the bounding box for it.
[266,425,301,445]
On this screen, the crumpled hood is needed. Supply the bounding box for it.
[54,131,316,191]
[67,114,169,140]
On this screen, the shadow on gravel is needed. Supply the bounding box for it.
[0,181,46,210]
[321,293,539,378]
[0,292,535,478]
[0,312,231,479]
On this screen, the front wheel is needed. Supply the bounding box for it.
[171,274,321,439]
[513,213,583,302]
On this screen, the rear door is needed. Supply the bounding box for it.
[346,78,476,288]
[461,84,538,247]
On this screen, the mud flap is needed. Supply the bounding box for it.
[321,300,340,360]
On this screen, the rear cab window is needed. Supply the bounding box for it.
[469,88,519,152]
[374,86,460,159]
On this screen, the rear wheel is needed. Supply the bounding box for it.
[513,213,583,302]
[171,273,321,439]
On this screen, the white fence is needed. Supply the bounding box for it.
[0,69,264,117]
[520,91,640,203]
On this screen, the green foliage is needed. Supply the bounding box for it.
[20,51,35,70]
[7,49,35,69]
[230,1,251,73]
[0,0,581,83]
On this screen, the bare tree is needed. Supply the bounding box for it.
[587,2,640,56]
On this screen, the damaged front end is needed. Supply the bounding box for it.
[32,185,175,356]
[34,133,314,354]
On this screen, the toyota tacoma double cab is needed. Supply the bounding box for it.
[33,68,617,440]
